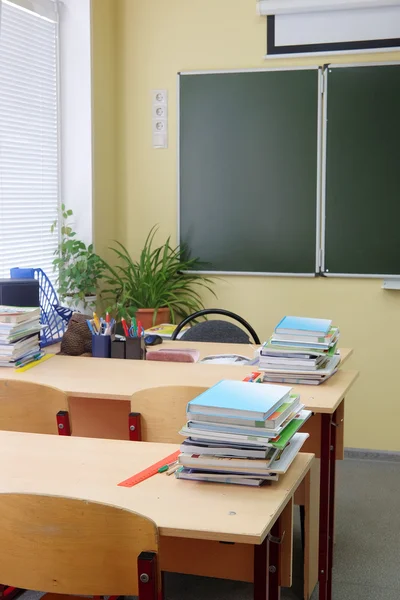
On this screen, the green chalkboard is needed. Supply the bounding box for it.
[179,69,320,274]
[324,65,400,276]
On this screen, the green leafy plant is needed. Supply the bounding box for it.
[51,204,105,308]
[101,226,216,322]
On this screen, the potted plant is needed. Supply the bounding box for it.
[51,205,104,312]
[101,226,216,329]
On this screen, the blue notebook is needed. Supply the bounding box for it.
[187,380,292,420]
[275,316,332,336]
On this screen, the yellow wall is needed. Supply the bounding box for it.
[91,0,117,260]
[109,0,400,450]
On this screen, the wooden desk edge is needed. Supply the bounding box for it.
[312,369,359,415]
[158,453,314,545]
[67,369,360,410]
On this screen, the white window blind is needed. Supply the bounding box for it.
[0,0,59,280]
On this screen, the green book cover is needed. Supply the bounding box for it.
[271,410,311,450]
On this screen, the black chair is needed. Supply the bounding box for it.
[171,309,260,345]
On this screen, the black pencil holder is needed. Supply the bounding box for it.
[92,334,111,358]
[126,337,146,360]
[111,339,126,359]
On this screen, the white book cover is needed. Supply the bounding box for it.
[268,433,309,473]
[261,354,340,376]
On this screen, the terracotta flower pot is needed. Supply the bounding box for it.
[135,307,171,330]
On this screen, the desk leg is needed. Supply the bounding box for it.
[254,516,282,600]
[318,411,337,600]
[254,534,269,600]
[327,415,337,600]
[268,519,281,600]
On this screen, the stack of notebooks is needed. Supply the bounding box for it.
[259,316,340,385]
[176,380,311,487]
[0,306,43,368]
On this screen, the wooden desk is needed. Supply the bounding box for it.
[0,343,357,600]
[0,345,353,411]
[0,431,314,600]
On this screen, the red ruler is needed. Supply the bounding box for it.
[118,450,181,488]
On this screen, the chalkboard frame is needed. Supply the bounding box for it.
[321,61,400,279]
[177,66,323,277]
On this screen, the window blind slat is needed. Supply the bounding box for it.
[0,0,59,280]
[4,0,58,23]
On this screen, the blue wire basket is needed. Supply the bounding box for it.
[10,268,73,348]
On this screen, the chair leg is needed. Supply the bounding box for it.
[56,410,71,436]
[129,412,142,441]
[138,551,159,600]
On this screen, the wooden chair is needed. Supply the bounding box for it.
[0,380,71,435]
[0,493,160,600]
[129,385,207,443]
[0,380,72,599]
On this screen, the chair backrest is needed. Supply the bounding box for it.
[181,320,251,344]
[171,308,260,344]
[0,380,68,434]
[131,385,207,443]
[0,493,158,596]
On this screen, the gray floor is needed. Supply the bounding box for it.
[21,456,400,600]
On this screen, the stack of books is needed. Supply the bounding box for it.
[260,316,340,385]
[0,306,42,368]
[176,380,311,487]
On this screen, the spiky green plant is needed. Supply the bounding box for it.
[101,226,216,323]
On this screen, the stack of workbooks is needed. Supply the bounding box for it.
[260,316,340,385]
[0,306,42,368]
[176,380,311,487]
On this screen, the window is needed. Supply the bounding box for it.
[0,0,59,280]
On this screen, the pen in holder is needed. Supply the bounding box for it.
[92,334,111,358]
[126,336,146,360]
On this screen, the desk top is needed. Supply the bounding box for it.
[0,342,356,413]
[0,430,313,544]
[163,341,353,363]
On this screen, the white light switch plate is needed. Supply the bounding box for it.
[152,89,168,148]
